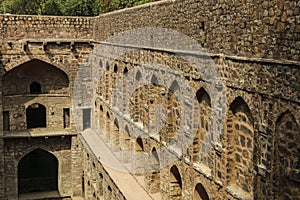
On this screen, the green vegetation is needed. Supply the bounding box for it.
[0,0,158,16]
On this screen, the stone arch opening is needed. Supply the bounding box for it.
[113,118,120,150]
[193,183,209,200]
[193,88,212,168]
[123,67,128,74]
[166,89,180,145]
[151,74,158,85]
[18,148,58,193]
[121,125,131,163]
[3,59,69,95]
[123,125,131,150]
[105,112,111,141]
[147,147,161,193]
[26,103,46,129]
[114,64,118,73]
[30,81,42,94]
[136,136,144,152]
[170,80,180,92]
[104,65,111,101]
[275,111,300,199]
[226,96,254,193]
[151,147,160,167]
[136,70,142,81]
[99,105,104,131]
[196,88,211,106]
[145,147,160,194]
[169,165,182,199]
[99,59,103,68]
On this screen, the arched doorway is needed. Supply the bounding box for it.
[148,147,160,193]
[26,103,46,128]
[18,149,58,193]
[169,165,182,199]
[193,183,209,200]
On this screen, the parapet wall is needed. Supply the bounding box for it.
[0,15,93,40]
[1,0,299,61]
[93,0,300,62]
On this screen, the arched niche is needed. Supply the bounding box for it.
[275,111,300,199]
[193,88,212,167]
[18,148,58,193]
[2,59,69,95]
[169,165,182,199]
[226,96,254,193]
[193,183,209,200]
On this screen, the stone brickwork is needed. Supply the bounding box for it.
[3,136,75,199]
[0,15,93,40]
[80,137,126,200]
[93,0,300,61]
[0,0,299,200]
[90,41,299,199]
[0,36,94,199]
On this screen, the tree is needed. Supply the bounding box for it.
[0,0,158,15]
[62,0,101,16]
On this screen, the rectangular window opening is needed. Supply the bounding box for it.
[3,111,10,131]
[82,108,91,130]
[63,108,70,128]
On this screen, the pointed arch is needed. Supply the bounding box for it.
[230,96,253,125]
[113,118,120,149]
[3,59,69,95]
[105,61,109,70]
[146,147,161,193]
[196,88,211,107]
[136,136,144,152]
[275,111,300,199]
[165,83,180,145]
[99,105,104,131]
[123,67,128,74]
[136,70,142,81]
[193,183,209,200]
[105,112,111,141]
[123,125,131,150]
[151,147,160,166]
[169,165,182,199]
[99,59,103,68]
[170,80,180,92]
[18,148,58,193]
[151,74,158,85]
[113,64,118,73]
[226,96,254,193]
[193,87,212,167]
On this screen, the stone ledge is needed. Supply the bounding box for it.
[2,129,77,138]
[226,185,252,200]
[95,41,300,66]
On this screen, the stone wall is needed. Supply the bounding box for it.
[0,0,299,199]
[80,136,126,200]
[93,0,300,61]
[86,41,300,199]
[0,39,93,198]
[3,136,76,199]
[0,139,4,199]
[0,15,93,40]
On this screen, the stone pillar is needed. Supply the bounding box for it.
[0,78,4,199]
[72,136,84,197]
[0,139,4,199]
